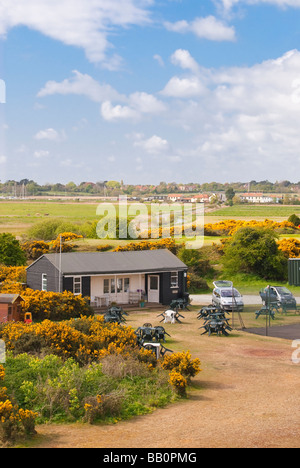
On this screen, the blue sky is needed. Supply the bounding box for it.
[1,0,300,185]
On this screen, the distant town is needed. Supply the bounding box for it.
[1,179,300,204]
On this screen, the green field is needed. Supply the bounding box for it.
[209,204,300,219]
[0,200,299,240]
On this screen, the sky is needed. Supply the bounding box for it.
[1,0,300,185]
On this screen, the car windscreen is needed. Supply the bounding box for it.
[275,287,293,296]
[221,289,241,298]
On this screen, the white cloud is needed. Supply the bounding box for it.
[157,49,300,181]
[134,135,170,154]
[101,101,139,122]
[101,92,166,121]
[0,0,152,65]
[220,0,300,10]
[153,54,165,67]
[0,155,6,164]
[165,15,236,42]
[129,92,166,114]
[34,150,50,158]
[162,76,205,98]
[34,128,66,142]
[171,49,199,73]
[37,71,123,103]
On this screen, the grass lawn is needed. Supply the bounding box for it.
[209,204,300,219]
[0,200,299,238]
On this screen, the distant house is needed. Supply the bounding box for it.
[167,194,184,202]
[26,250,188,307]
[168,193,210,203]
[0,294,24,323]
[239,193,282,204]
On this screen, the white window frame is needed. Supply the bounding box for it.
[74,276,82,296]
[124,278,130,293]
[170,271,179,288]
[103,279,110,295]
[42,273,48,292]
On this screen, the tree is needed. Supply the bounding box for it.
[222,227,287,280]
[0,233,27,266]
[225,187,235,205]
[288,214,300,227]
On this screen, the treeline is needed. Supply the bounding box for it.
[1,179,300,197]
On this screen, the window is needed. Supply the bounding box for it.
[42,274,48,291]
[103,279,109,294]
[124,278,130,292]
[111,278,115,294]
[117,278,123,293]
[74,277,82,295]
[150,276,159,290]
[170,272,178,288]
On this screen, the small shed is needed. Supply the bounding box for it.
[288,258,300,286]
[0,294,25,323]
[26,249,188,306]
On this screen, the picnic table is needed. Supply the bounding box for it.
[197,306,232,337]
[169,297,190,311]
[103,306,128,324]
[157,309,185,324]
[135,325,170,345]
[255,305,277,320]
[135,324,173,358]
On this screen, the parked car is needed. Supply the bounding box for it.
[259,286,297,309]
[212,281,244,312]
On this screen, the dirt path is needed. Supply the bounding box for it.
[31,311,300,448]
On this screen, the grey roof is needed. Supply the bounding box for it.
[0,294,24,304]
[28,249,187,275]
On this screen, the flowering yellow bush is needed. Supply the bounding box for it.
[0,316,138,365]
[0,366,38,443]
[21,240,50,260]
[161,351,201,382]
[0,285,94,321]
[168,370,187,396]
[50,232,83,253]
[205,219,299,237]
[0,266,26,294]
[278,238,300,258]
[22,232,83,260]
[114,238,177,253]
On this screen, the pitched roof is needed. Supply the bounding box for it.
[0,294,24,304]
[28,249,187,275]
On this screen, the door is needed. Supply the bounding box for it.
[148,275,160,303]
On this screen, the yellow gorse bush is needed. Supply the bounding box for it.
[22,232,83,260]
[0,365,38,443]
[278,238,300,258]
[0,316,138,365]
[162,351,201,382]
[113,238,177,253]
[168,370,187,396]
[204,219,299,237]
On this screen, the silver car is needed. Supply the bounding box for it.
[212,281,244,312]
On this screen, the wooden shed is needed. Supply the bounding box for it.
[0,294,25,323]
[26,250,188,306]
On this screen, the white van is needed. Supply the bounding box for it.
[212,281,244,312]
